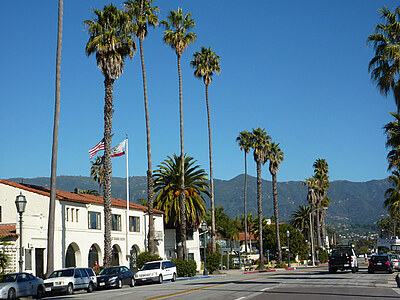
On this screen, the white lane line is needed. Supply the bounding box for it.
[392,288,400,295]
[235,297,247,300]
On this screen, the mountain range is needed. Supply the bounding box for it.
[6,175,390,225]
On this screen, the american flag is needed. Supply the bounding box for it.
[89,138,104,159]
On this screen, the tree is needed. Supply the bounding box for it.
[384,112,400,170]
[368,6,400,114]
[303,176,318,247]
[90,155,104,196]
[250,127,271,268]
[47,0,63,276]
[266,142,284,264]
[161,8,196,259]
[153,154,210,249]
[320,196,331,248]
[190,46,221,253]
[84,4,136,267]
[206,207,239,241]
[124,0,159,256]
[290,205,311,239]
[384,170,400,216]
[236,130,252,253]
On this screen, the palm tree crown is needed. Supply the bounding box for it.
[290,205,311,236]
[190,46,221,85]
[266,142,284,175]
[236,131,252,155]
[124,0,159,40]
[384,112,400,170]
[384,169,400,216]
[251,127,271,164]
[368,6,400,112]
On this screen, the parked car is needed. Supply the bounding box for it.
[0,272,44,299]
[135,260,177,284]
[44,268,95,295]
[388,254,400,271]
[368,255,393,274]
[97,266,135,289]
[84,268,97,288]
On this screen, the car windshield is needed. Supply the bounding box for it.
[371,256,389,262]
[389,255,399,260]
[48,269,74,278]
[141,262,160,271]
[331,249,350,256]
[99,267,120,275]
[0,274,17,283]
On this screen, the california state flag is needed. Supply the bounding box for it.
[111,140,126,157]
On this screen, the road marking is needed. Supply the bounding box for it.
[235,297,247,300]
[392,288,400,295]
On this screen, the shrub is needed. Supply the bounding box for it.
[137,251,161,269]
[172,259,197,277]
[206,252,221,274]
[274,262,288,269]
[316,247,328,263]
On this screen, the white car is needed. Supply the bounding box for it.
[135,260,177,284]
[44,268,95,295]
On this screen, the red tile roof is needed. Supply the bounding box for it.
[0,224,18,238]
[0,179,163,214]
[238,231,258,242]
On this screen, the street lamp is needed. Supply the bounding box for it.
[15,192,27,273]
[286,230,291,268]
[201,221,208,275]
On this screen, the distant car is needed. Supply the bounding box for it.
[388,254,400,271]
[44,268,95,295]
[368,255,393,274]
[135,260,177,284]
[96,266,135,289]
[0,272,44,299]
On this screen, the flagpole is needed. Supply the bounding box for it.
[126,134,130,264]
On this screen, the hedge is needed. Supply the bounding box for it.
[172,259,197,277]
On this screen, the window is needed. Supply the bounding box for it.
[76,209,79,222]
[112,214,121,231]
[187,228,194,240]
[71,208,74,222]
[66,208,69,222]
[88,211,101,229]
[25,249,32,270]
[188,253,194,260]
[129,216,140,232]
[0,206,2,222]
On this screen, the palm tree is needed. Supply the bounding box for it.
[84,4,136,267]
[161,8,196,259]
[368,6,400,114]
[190,46,220,253]
[384,170,400,216]
[384,112,400,170]
[46,0,63,277]
[124,0,159,256]
[153,154,210,248]
[90,155,104,196]
[290,205,311,238]
[320,196,330,248]
[250,127,271,268]
[266,142,284,264]
[303,176,318,247]
[236,130,252,253]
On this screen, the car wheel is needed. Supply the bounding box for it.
[8,288,16,300]
[130,277,135,287]
[158,275,163,284]
[67,283,73,295]
[368,270,373,274]
[118,279,123,289]
[172,273,176,282]
[35,286,44,299]
[352,267,356,273]
[87,282,94,293]
[329,268,336,274]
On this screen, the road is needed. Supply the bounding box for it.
[41,262,400,300]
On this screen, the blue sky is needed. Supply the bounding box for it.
[0,0,398,183]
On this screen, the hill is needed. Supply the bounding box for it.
[6,175,389,224]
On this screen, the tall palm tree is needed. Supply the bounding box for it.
[303,176,318,248]
[368,6,400,114]
[84,4,136,267]
[190,46,220,253]
[266,142,284,264]
[153,154,210,248]
[320,196,330,248]
[384,170,400,216]
[250,127,271,269]
[236,130,252,253]
[46,0,63,276]
[290,205,311,239]
[124,0,159,256]
[90,155,104,196]
[313,158,329,247]
[161,8,196,259]
[384,112,400,170]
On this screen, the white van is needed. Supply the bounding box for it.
[135,260,177,284]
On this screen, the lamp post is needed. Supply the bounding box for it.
[286,230,291,268]
[15,192,27,273]
[201,221,208,275]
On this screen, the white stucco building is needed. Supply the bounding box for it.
[0,179,165,277]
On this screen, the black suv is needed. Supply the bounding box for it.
[328,245,358,273]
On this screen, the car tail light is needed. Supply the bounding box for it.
[369,261,373,265]
[327,259,330,263]
[385,261,391,265]
[351,257,353,262]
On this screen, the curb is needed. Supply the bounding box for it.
[176,275,212,281]
[244,263,328,275]
[244,269,276,274]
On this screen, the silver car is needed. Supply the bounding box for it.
[0,272,44,299]
[389,254,400,271]
[44,268,95,295]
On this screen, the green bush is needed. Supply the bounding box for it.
[172,259,197,277]
[316,247,328,263]
[137,251,161,269]
[206,252,221,274]
[274,262,288,269]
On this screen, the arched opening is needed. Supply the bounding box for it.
[112,244,121,266]
[65,243,81,268]
[129,245,139,271]
[88,244,101,268]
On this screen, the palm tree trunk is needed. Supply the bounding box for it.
[139,38,155,256]
[272,173,282,264]
[46,0,63,276]
[256,161,264,269]
[244,153,248,254]
[103,77,114,267]
[321,211,326,248]
[204,84,216,253]
[316,202,322,247]
[177,54,186,260]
